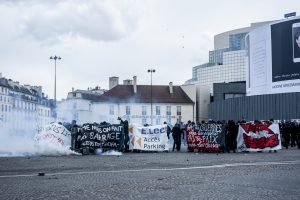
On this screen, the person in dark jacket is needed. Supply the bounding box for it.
[172,123,182,151]
[282,122,291,149]
[118,117,129,152]
[225,120,237,153]
[164,121,171,139]
[291,121,298,147]
[71,120,80,151]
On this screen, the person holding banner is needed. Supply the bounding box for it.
[71,120,79,151]
[164,122,171,139]
[118,117,129,152]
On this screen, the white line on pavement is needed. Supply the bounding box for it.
[1,160,300,178]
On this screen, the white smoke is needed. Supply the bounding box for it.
[0,118,79,157]
[95,149,122,156]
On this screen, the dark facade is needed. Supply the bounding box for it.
[209,92,300,121]
[213,82,246,102]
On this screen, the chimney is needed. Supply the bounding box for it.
[109,76,119,89]
[0,73,2,78]
[169,82,173,94]
[123,79,133,85]
[72,87,74,92]
[133,76,137,94]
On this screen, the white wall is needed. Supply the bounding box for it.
[180,84,196,122]
[196,85,210,122]
[93,102,194,126]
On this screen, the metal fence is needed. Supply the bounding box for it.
[209,92,300,121]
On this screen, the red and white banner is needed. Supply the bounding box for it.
[237,123,281,152]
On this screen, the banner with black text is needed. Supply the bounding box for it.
[186,124,225,152]
[80,124,124,151]
[129,124,169,151]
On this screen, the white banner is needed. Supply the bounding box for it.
[35,123,71,148]
[129,124,169,151]
[237,123,281,152]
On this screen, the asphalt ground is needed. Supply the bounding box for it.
[0,148,300,200]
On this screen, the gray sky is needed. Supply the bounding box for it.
[0,0,299,100]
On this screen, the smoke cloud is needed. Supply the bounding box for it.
[0,109,78,157]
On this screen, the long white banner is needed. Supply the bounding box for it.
[35,123,71,148]
[129,124,169,151]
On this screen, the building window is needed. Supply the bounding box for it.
[142,117,147,125]
[166,106,171,116]
[177,106,181,116]
[224,93,245,100]
[126,105,130,115]
[156,117,160,125]
[73,92,76,97]
[156,106,160,115]
[109,105,114,115]
[167,116,171,124]
[142,106,147,116]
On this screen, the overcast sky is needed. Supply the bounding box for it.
[0,0,299,100]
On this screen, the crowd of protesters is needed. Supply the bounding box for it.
[169,119,300,153]
[60,117,300,153]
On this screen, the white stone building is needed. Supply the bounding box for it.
[0,73,53,133]
[93,77,195,125]
[56,87,106,124]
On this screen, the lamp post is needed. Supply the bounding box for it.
[50,55,61,105]
[147,69,155,125]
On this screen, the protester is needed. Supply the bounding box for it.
[225,120,237,153]
[70,120,80,151]
[268,119,277,153]
[164,121,171,139]
[172,123,182,151]
[118,117,129,152]
[290,121,298,147]
[282,121,291,149]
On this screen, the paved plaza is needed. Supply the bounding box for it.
[0,148,300,200]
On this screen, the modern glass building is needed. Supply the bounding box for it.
[185,21,273,94]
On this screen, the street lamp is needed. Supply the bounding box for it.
[147,69,155,125]
[50,55,61,105]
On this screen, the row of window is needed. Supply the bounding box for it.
[1,104,11,112]
[0,104,50,117]
[0,87,8,94]
[0,95,10,103]
[109,105,182,116]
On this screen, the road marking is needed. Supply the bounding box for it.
[1,160,300,178]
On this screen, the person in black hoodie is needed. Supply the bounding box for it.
[118,117,129,152]
[172,123,182,151]
[226,120,237,153]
